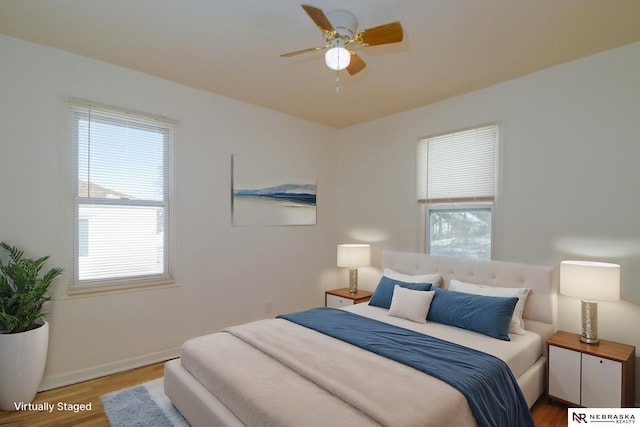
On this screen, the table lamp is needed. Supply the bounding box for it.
[560,260,620,344]
[337,244,370,294]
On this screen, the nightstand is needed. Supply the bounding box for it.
[546,330,635,407]
[325,288,373,308]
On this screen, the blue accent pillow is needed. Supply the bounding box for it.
[427,287,518,341]
[369,276,432,309]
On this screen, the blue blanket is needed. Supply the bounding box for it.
[278,308,534,427]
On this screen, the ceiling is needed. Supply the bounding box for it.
[1,1,640,129]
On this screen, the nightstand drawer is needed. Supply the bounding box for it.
[581,354,622,408]
[326,293,355,308]
[548,345,581,405]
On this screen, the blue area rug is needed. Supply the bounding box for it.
[101,378,190,426]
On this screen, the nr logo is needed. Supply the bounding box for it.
[572,412,588,423]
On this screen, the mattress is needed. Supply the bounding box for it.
[344,303,542,378]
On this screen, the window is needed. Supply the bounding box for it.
[417,125,498,260]
[70,100,174,292]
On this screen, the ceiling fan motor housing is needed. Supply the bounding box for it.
[326,10,357,40]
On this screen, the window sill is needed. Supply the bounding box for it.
[63,277,178,299]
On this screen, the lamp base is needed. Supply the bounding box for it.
[580,300,599,344]
[579,335,600,345]
[348,268,358,294]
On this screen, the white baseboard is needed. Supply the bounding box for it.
[38,347,181,391]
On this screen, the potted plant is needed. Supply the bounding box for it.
[0,242,63,411]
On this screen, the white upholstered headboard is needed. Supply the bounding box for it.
[382,251,558,343]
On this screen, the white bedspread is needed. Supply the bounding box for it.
[181,317,477,427]
[180,305,542,427]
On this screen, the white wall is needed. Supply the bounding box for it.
[0,35,341,388]
[336,41,640,402]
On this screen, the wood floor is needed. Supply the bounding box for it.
[0,360,568,426]
[531,399,569,427]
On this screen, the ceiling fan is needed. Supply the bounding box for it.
[281,4,403,75]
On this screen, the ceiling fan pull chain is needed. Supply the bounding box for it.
[336,70,340,93]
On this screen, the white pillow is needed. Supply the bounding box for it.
[387,285,435,324]
[384,268,442,287]
[448,279,530,335]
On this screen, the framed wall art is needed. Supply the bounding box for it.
[231,154,317,226]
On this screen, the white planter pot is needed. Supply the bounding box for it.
[0,320,49,411]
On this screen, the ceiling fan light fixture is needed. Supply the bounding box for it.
[325,39,350,71]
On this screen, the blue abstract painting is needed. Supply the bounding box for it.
[232,155,317,226]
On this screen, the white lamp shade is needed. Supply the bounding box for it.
[337,244,370,268]
[560,260,620,302]
[325,39,351,71]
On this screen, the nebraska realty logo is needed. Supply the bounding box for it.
[569,408,638,425]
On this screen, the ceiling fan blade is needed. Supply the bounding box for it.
[301,4,334,33]
[358,22,403,46]
[346,53,366,75]
[280,45,327,57]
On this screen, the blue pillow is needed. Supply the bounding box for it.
[427,287,518,341]
[369,276,432,309]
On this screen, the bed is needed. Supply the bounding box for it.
[164,250,557,427]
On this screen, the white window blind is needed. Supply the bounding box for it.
[70,100,174,291]
[417,125,497,203]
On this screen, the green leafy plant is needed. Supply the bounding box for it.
[0,242,63,333]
